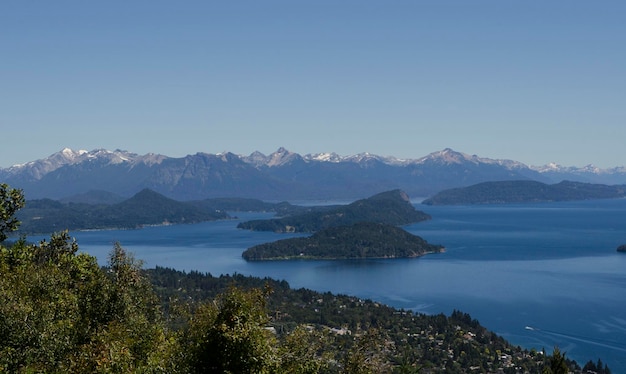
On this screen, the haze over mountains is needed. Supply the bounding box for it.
[2,147,625,201]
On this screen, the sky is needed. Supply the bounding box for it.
[1,1,625,168]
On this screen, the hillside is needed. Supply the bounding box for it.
[146,267,599,373]
[422,180,626,205]
[16,189,229,233]
[237,189,431,233]
[242,222,444,260]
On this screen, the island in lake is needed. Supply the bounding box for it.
[617,244,626,253]
[242,221,444,261]
[422,180,626,205]
[238,189,431,233]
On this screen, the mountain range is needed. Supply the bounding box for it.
[2,147,626,201]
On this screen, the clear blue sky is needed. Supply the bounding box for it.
[1,1,625,168]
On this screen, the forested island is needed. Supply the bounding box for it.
[422,180,626,205]
[238,189,430,233]
[617,244,626,252]
[242,222,444,260]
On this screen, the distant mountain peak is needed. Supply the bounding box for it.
[415,148,529,170]
[304,152,343,163]
[3,148,158,180]
[61,147,88,158]
[418,148,477,165]
[266,147,303,167]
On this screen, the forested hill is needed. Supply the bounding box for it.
[146,267,600,373]
[238,189,430,233]
[15,190,341,235]
[242,222,444,260]
[16,189,229,233]
[422,180,626,205]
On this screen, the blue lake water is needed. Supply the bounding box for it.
[33,199,626,372]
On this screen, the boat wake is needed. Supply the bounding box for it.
[524,325,626,353]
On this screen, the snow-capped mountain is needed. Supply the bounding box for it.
[5,148,90,180]
[414,148,528,170]
[3,148,166,181]
[530,163,626,185]
[1,147,624,201]
[303,152,344,163]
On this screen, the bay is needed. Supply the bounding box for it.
[34,199,626,372]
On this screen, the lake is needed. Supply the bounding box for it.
[36,198,626,372]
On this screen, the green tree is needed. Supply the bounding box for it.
[69,243,168,373]
[543,346,569,374]
[342,328,392,374]
[0,183,25,241]
[278,325,333,373]
[180,285,279,373]
[0,233,109,372]
[0,231,168,372]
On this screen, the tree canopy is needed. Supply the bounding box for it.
[0,183,25,241]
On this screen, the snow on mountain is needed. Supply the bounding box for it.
[3,148,166,180]
[4,147,625,193]
[239,147,530,170]
[415,148,473,165]
[303,152,343,163]
[532,163,613,175]
[412,148,527,170]
[342,152,384,164]
[530,162,626,184]
[341,152,408,166]
[6,148,89,179]
[264,147,304,167]
[2,146,625,202]
[241,151,269,167]
[245,149,405,166]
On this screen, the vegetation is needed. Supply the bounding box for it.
[617,244,626,252]
[0,184,611,372]
[0,233,166,372]
[242,222,444,260]
[147,267,592,374]
[582,358,612,374]
[238,189,431,233]
[16,188,229,234]
[0,183,25,241]
[422,180,626,205]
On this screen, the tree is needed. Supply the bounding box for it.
[342,328,393,374]
[0,183,25,241]
[180,285,280,373]
[0,233,169,372]
[278,325,333,373]
[543,346,569,374]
